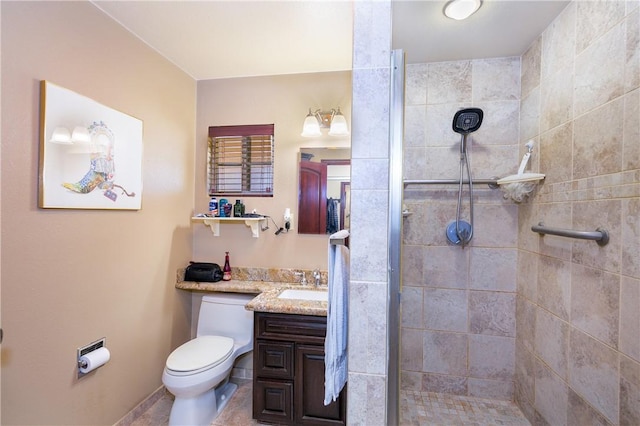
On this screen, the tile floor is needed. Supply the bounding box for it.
[128,381,530,425]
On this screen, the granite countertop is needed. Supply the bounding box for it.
[175,267,328,316]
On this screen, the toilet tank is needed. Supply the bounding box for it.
[196,293,255,345]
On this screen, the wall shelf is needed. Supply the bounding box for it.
[192,216,267,238]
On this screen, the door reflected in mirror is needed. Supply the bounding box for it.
[298,148,350,235]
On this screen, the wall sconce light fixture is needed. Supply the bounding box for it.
[301,107,350,137]
[443,0,482,20]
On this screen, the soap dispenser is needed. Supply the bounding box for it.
[222,252,232,281]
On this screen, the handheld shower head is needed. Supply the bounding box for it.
[452,107,483,154]
[452,108,484,135]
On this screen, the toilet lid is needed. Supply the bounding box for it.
[166,335,234,372]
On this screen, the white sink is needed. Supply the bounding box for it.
[278,288,328,302]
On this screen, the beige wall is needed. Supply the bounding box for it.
[194,72,351,271]
[1,2,196,424]
[515,1,639,425]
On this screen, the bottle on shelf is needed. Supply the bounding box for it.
[233,200,243,217]
[222,252,232,281]
[209,197,218,216]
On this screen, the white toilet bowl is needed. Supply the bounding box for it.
[162,293,254,426]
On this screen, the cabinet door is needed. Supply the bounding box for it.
[256,340,294,379]
[253,378,294,424]
[295,344,346,425]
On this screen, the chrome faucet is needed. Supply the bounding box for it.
[312,269,321,287]
[294,271,308,285]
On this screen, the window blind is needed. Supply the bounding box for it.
[208,124,274,197]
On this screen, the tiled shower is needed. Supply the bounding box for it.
[399,1,639,425]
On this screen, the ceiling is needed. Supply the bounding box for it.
[92,0,570,81]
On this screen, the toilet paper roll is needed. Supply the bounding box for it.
[79,347,110,374]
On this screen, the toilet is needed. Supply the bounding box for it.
[162,292,255,426]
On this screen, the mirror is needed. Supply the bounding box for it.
[298,148,351,234]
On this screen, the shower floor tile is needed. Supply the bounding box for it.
[126,381,530,425]
[400,390,531,425]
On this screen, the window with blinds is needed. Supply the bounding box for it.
[208,124,274,197]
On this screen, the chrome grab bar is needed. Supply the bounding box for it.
[404,179,499,188]
[531,222,609,246]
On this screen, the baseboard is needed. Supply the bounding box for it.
[113,385,169,426]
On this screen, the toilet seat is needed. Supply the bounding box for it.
[166,335,234,376]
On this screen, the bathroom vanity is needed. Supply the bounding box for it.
[253,312,346,425]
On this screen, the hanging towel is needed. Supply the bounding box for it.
[326,198,340,234]
[324,230,350,405]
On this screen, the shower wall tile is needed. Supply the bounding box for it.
[350,189,388,282]
[517,250,538,301]
[521,36,542,98]
[469,248,517,291]
[619,276,640,361]
[623,89,639,171]
[537,255,571,320]
[469,144,519,179]
[351,69,391,159]
[626,8,640,91]
[427,61,472,104]
[402,245,424,285]
[575,0,626,54]
[469,291,516,337]
[351,158,389,190]
[570,264,620,348]
[423,331,468,376]
[405,63,428,106]
[517,201,539,253]
[422,246,469,289]
[540,64,573,132]
[541,2,576,79]
[472,57,521,102]
[425,103,467,147]
[404,105,427,148]
[535,360,569,426]
[402,147,427,181]
[349,281,388,375]
[568,329,619,424]
[467,378,514,400]
[515,342,536,404]
[567,389,613,426]
[535,308,569,379]
[469,334,515,380]
[401,286,423,329]
[347,372,386,426]
[422,373,468,395]
[401,328,423,372]
[424,146,464,178]
[472,204,518,247]
[619,355,640,426]
[516,296,536,353]
[474,100,520,146]
[540,122,572,185]
[400,371,422,391]
[520,87,541,142]
[351,1,390,70]
[571,199,622,274]
[424,288,468,332]
[575,22,626,117]
[537,201,573,261]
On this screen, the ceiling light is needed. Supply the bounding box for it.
[301,107,349,138]
[443,0,482,20]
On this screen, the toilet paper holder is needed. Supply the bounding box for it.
[77,337,107,378]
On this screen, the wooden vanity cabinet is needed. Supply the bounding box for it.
[253,312,347,425]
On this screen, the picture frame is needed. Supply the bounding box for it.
[39,81,143,210]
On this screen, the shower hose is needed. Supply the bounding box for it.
[455,148,474,247]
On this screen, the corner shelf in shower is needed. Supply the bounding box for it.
[191,216,267,238]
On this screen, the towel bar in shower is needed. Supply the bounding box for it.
[531,222,609,246]
[403,179,499,188]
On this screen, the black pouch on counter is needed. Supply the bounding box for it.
[184,262,223,282]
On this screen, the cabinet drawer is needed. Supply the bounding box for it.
[253,378,294,424]
[256,312,327,344]
[255,340,294,379]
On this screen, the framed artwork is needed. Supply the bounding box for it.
[39,81,143,210]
